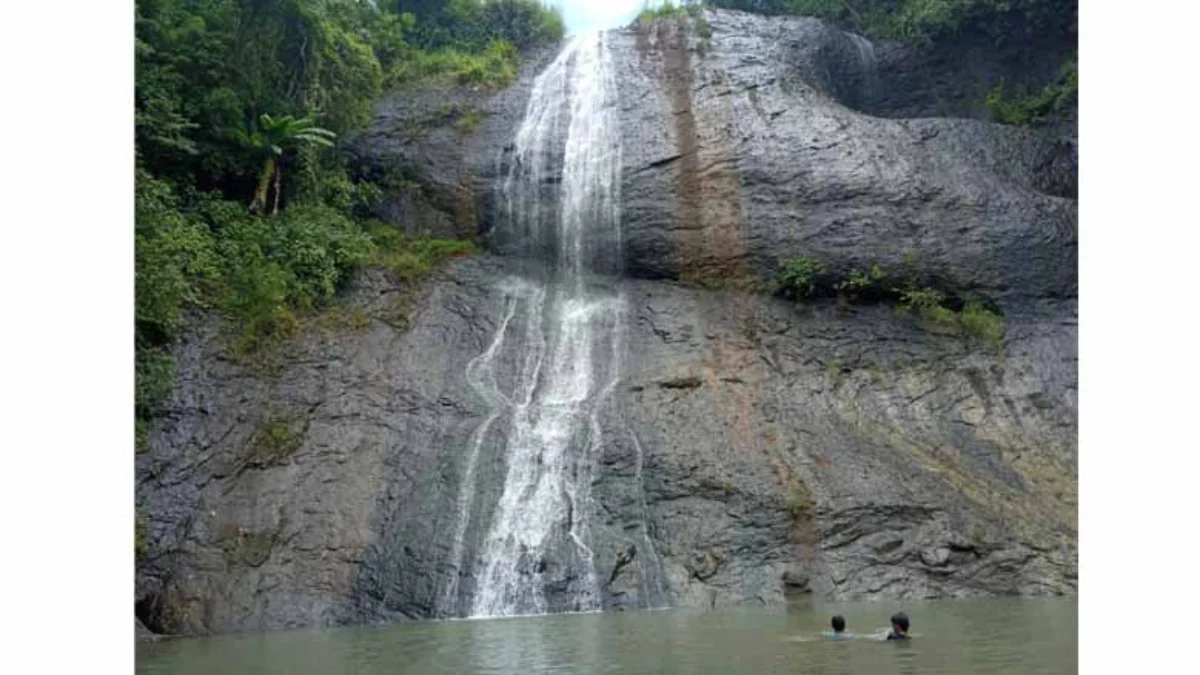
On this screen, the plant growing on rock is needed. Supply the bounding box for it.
[135,513,150,561]
[216,206,376,353]
[835,263,886,302]
[986,56,1077,126]
[960,301,1005,345]
[367,223,478,283]
[778,257,824,299]
[636,0,699,24]
[838,263,885,292]
[897,285,956,326]
[248,420,302,469]
[389,39,522,89]
[453,106,486,135]
[786,496,814,522]
[897,286,1006,346]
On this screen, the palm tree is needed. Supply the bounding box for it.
[233,113,336,214]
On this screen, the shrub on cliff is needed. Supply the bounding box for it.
[772,256,1005,345]
[986,55,1077,126]
[134,170,477,430]
[778,257,824,299]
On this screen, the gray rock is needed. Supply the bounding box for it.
[602,276,1076,605]
[611,10,1076,303]
[137,256,1076,633]
[137,9,1076,635]
[350,10,1077,303]
[863,26,1075,123]
[135,617,161,641]
[345,45,560,240]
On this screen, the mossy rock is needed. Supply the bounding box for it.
[247,420,302,468]
[135,513,150,561]
[786,496,815,522]
[218,527,277,567]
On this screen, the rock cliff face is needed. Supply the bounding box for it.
[614,12,1075,301]
[136,10,1076,635]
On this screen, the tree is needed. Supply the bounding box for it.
[232,113,337,214]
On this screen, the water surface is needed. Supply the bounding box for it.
[137,597,1076,674]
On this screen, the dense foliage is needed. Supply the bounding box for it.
[135,0,563,442]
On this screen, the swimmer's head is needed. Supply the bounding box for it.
[831,615,846,633]
[890,612,910,635]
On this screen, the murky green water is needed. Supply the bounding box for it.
[137,597,1076,674]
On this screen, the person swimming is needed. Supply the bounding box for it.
[831,615,847,635]
[821,614,851,639]
[886,612,910,640]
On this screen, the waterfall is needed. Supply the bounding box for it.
[437,278,544,617]
[845,32,878,106]
[440,31,633,619]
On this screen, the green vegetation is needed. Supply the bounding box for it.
[388,38,521,88]
[634,0,710,33]
[777,257,1005,346]
[367,223,478,282]
[137,170,376,355]
[218,526,277,567]
[897,285,958,326]
[834,263,886,301]
[959,301,1006,344]
[636,1,695,24]
[248,420,302,468]
[135,513,150,560]
[896,287,1005,346]
[986,55,1077,126]
[453,105,487,135]
[778,257,824,299]
[786,495,814,521]
[135,0,563,448]
[233,114,337,214]
[629,3,714,56]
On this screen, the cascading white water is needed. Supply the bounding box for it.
[438,278,544,617]
[846,32,878,104]
[439,31,631,619]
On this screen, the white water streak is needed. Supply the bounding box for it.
[439,280,540,616]
[846,32,878,103]
[468,31,625,618]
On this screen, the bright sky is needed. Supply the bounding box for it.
[549,0,649,34]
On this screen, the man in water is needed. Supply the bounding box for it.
[818,615,852,640]
[886,612,910,640]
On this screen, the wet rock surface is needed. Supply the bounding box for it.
[613,10,1076,303]
[345,45,559,241]
[609,279,1076,606]
[137,257,1076,633]
[138,10,1076,635]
